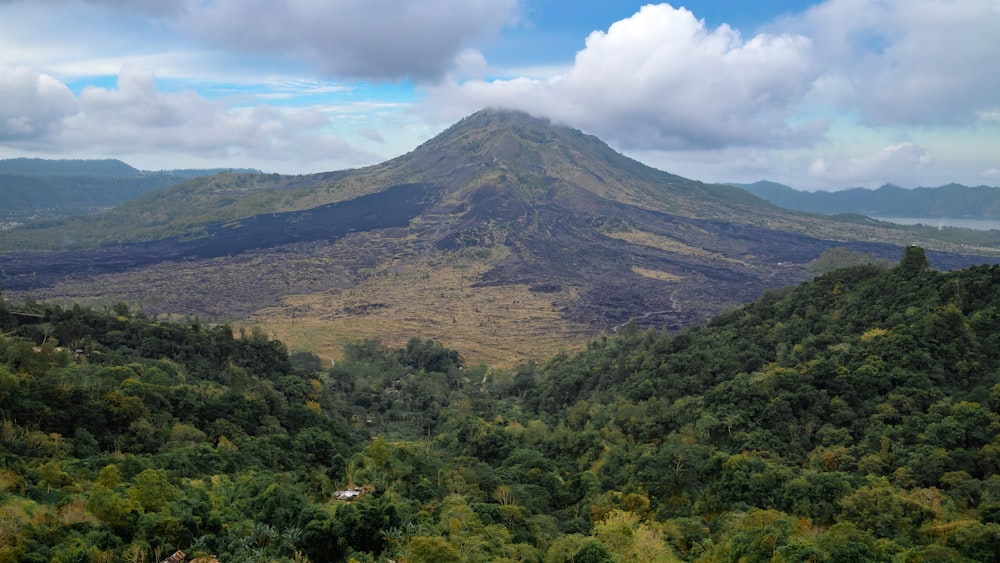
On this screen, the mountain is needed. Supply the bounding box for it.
[0,111,774,247]
[2,109,1000,365]
[733,180,1000,219]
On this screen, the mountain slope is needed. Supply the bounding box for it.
[3,110,1000,365]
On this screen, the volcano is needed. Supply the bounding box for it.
[2,109,995,365]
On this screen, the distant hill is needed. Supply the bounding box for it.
[0,157,259,178]
[147,167,262,180]
[732,180,1000,219]
[0,173,185,219]
[0,157,141,176]
[0,158,261,221]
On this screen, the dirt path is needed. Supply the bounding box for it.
[612,287,683,333]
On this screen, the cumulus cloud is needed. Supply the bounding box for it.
[794,0,1000,126]
[174,0,520,81]
[808,142,933,188]
[2,64,372,167]
[421,4,825,150]
[0,64,79,142]
[418,1,1000,187]
[2,0,520,82]
[3,0,998,186]
[73,65,369,162]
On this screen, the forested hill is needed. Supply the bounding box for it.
[0,173,186,219]
[0,158,258,177]
[734,180,1000,219]
[3,246,1000,561]
[0,158,141,176]
[0,158,262,221]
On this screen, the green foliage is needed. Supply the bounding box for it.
[3,247,1000,560]
[809,246,895,274]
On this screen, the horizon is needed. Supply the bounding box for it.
[1,1,999,191]
[4,152,1000,193]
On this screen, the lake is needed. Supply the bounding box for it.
[873,217,1000,231]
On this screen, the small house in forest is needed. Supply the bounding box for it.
[160,551,185,563]
[334,485,373,501]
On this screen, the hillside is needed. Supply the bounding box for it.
[0,157,141,176]
[734,180,1000,220]
[0,173,184,221]
[2,247,1000,561]
[2,110,1000,367]
[0,158,262,223]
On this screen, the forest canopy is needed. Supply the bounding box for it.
[2,246,1000,561]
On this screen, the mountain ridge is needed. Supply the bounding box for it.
[0,157,141,176]
[733,179,1000,219]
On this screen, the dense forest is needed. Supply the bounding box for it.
[2,246,1000,561]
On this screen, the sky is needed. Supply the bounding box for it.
[1,1,998,191]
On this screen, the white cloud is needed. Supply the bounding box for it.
[80,0,185,15]
[629,144,810,187]
[0,0,521,83]
[421,4,825,150]
[2,0,998,187]
[418,1,1000,188]
[173,0,521,81]
[1,64,373,169]
[74,66,371,162]
[0,64,79,142]
[809,142,933,188]
[794,0,1000,126]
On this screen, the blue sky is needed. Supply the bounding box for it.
[1,1,998,190]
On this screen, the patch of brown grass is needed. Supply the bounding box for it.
[631,267,682,282]
[248,251,592,368]
[604,229,749,266]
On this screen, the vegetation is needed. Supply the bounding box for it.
[807,247,896,274]
[0,158,262,226]
[736,180,1000,220]
[4,244,1000,560]
[0,173,182,222]
[0,158,142,177]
